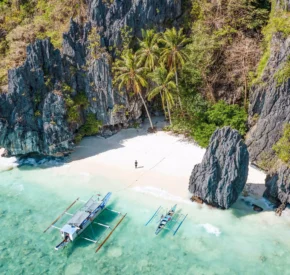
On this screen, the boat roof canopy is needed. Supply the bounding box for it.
[82,197,101,213]
[68,211,90,226]
[61,224,78,235]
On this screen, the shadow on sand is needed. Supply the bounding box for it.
[17,117,166,171]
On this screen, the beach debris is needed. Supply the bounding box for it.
[275,202,287,216]
[145,205,187,236]
[188,127,249,209]
[147,126,157,133]
[190,196,203,204]
[252,204,263,212]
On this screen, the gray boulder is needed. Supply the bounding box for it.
[264,164,290,205]
[189,127,249,209]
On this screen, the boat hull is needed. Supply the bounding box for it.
[55,193,112,250]
[155,204,177,235]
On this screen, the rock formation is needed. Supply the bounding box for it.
[0,0,182,156]
[189,127,249,209]
[88,0,181,47]
[264,164,290,205]
[247,33,290,163]
[246,2,290,205]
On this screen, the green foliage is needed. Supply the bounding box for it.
[148,66,176,123]
[87,27,109,61]
[275,59,290,85]
[172,97,247,147]
[184,0,270,99]
[208,101,247,135]
[0,0,87,90]
[64,90,88,123]
[136,29,159,71]
[75,113,102,143]
[257,151,277,171]
[252,1,290,83]
[113,50,147,94]
[34,110,41,117]
[273,124,290,163]
[159,27,190,72]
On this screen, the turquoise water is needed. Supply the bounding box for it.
[1,165,290,274]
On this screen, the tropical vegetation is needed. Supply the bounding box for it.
[0,0,281,148]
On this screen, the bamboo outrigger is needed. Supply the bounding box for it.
[44,192,126,251]
[145,204,187,236]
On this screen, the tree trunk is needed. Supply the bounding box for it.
[159,91,167,119]
[138,92,154,130]
[166,98,172,125]
[175,71,183,109]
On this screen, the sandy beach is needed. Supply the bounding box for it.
[0,117,266,202]
[49,117,267,202]
[3,118,290,275]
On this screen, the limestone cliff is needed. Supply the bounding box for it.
[246,1,290,205]
[264,164,290,205]
[0,0,182,156]
[247,33,290,163]
[189,127,249,209]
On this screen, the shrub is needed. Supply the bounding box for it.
[74,113,102,143]
[172,97,247,147]
[273,124,290,163]
[65,91,89,123]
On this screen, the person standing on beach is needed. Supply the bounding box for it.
[135,160,138,169]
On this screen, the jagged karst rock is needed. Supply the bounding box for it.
[264,164,290,205]
[189,127,249,209]
[0,0,182,156]
[247,33,290,163]
[88,0,182,47]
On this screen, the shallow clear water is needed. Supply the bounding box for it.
[1,165,290,275]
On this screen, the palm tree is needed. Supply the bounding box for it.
[136,29,160,71]
[113,50,154,130]
[159,27,190,107]
[148,66,176,125]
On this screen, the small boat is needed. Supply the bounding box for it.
[44,192,126,252]
[145,204,187,236]
[155,204,176,235]
[54,192,112,250]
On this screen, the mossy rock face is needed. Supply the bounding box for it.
[74,113,102,143]
[247,29,290,164]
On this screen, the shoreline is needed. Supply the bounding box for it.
[0,118,267,205]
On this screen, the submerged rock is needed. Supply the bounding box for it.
[189,127,249,209]
[264,164,290,205]
[252,204,263,212]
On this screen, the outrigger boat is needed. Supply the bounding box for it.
[44,192,126,252]
[145,204,188,236]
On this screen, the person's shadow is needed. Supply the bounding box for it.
[136,166,144,169]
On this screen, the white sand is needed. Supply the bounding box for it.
[52,117,266,201]
[0,117,266,201]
